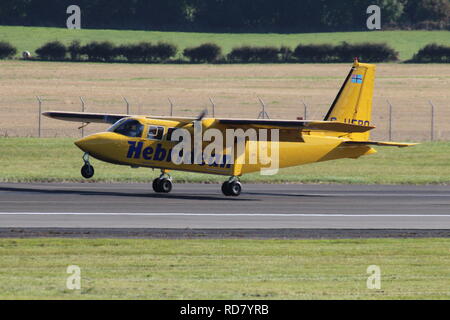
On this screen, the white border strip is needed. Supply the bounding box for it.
[0,212,449,218]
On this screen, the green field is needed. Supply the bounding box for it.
[0,138,449,184]
[0,238,448,299]
[2,26,450,61]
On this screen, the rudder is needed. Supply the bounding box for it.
[324,59,376,140]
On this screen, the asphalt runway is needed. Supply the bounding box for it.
[0,183,450,238]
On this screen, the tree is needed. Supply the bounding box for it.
[377,0,405,25]
[0,0,448,32]
[404,0,450,27]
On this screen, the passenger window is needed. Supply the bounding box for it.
[166,128,178,141]
[147,126,165,140]
[113,119,144,138]
[166,128,187,142]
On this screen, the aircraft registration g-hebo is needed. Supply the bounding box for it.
[44,59,416,197]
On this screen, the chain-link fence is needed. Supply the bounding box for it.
[0,96,448,142]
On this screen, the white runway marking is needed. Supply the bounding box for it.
[0,212,449,217]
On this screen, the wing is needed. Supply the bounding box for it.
[43,111,200,124]
[42,111,129,124]
[218,119,375,133]
[43,111,374,133]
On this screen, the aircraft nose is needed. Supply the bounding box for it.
[74,135,100,153]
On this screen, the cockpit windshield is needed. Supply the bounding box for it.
[108,119,144,138]
[108,118,127,132]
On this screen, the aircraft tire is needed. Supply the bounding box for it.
[221,181,231,196]
[152,178,161,192]
[229,181,242,197]
[81,164,94,179]
[159,178,173,194]
[153,178,172,193]
[222,181,242,197]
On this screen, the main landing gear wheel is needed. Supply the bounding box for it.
[222,179,242,197]
[81,153,94,179]
[153,178,173,193]
[153,171,173,194]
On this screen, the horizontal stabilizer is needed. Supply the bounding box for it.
[343,141,418,148]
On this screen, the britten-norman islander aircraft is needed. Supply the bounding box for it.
[44,60,415,197]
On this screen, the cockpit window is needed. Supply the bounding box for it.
[112,119,144,138]
[147,126,165,140]
[107,118,127,132]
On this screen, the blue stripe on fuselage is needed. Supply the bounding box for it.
[126,141,232,169]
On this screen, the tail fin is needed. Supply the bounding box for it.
[324,59,376,140]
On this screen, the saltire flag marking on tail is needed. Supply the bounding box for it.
[352,74,363,84]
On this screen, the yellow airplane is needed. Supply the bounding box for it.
[43,60,415,197]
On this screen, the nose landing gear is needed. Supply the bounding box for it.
[222,177,242,197]
[81,153,95,179]
[153,170,173,194]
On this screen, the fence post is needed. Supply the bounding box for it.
[123,97,130,114]
[80,97,85,138]
[168,98,174,117]
[257,97,270,119]
[387,99,393,141]
[209,98,216,118]
[429,100,435,141]
[301,100,308,120]
[36,96,42,138]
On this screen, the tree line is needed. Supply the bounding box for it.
[1,0,449,32]
[1,40,449,63]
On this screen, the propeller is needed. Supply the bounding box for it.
[196,109,208,121]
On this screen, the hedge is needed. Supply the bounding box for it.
[293,44,336,63]
[183,43,222,63]
[413,43,450,63]
[279,46,293,62]
[0,41,17,59]
[228,46,280,63]
[335,42,399,63]
[2,39,445,64]
[68,40,82,61]
[81,41,117,62]
[226,43,399,63]
[152,42,177,62]
[293,42,398,63]
[117,42,177,62]
[35,41,67,60]
[117,42,153,62]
